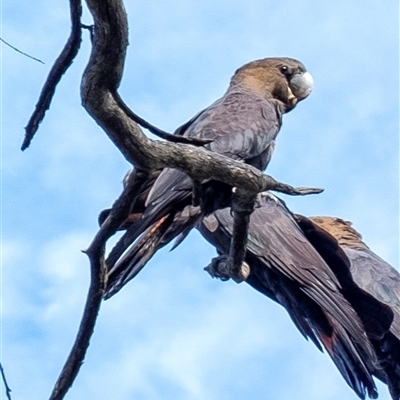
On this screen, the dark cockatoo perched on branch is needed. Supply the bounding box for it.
[102,57,314,296]
[199,194,396,400]
[97,58,399,399]
[102,186,398,398]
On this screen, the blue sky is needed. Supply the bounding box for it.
[1,1,399,399]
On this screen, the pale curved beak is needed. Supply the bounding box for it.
[289,71,314,101]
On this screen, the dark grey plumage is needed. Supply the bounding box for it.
[309,216,400,400]
[199,195,388,400]
[105,57,313,298]
[346,248,400,338]
[309,217,400,339]
[105,191,396,399]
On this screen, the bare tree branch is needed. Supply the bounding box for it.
[49,169,150,400]
[0,362,12,400]
[22,0,83,151]
[114,93,213,146]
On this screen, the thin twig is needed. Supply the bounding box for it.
[81,24,94,42]
[261,177,324,196]
[0,37,44,64]
[49,169,150,400]
[22,0,83,151]
[114,93,212,146]
[0,362,12,400]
